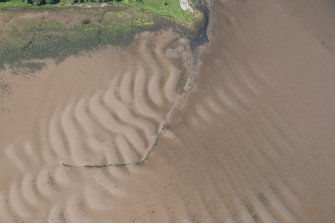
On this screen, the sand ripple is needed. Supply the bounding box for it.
[0,31,187,222]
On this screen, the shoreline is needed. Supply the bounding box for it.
[0,0,211,169]
[61,1,211,169]
[0,4,206,71]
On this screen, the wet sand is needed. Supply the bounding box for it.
[1,0,335,222]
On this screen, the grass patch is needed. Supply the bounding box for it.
[0,0,204,70]
[0,0,201,28]
[0,8,166,69]
[126,0,196,27]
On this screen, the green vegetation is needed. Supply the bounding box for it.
[0,0,200,27]
[0,0,203,70]
[126,0,196,27]
[0,9,166,69]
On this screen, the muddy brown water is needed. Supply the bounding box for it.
[1,0,335,222]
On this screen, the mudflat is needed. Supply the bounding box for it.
[1,0,335,222]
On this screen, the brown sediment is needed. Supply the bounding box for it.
[0,29,196,222]
[1,0,335,222]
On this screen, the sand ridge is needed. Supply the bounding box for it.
[0,29,195,222]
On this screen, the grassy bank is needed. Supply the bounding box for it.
[0,0,201,27]
[0,1,203,70]
[0,9,150,69]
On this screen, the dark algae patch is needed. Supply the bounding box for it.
[190,2,209,49]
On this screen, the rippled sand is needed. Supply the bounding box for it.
[1,0,335,222]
